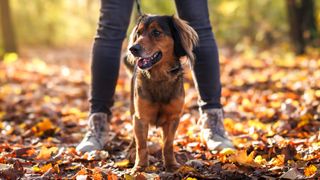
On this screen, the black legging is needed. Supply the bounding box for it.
[90,0,222,115]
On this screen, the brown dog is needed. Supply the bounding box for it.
[125,14,198,173]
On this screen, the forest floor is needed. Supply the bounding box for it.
[0,47,319,179]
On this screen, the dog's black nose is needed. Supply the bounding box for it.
[129,44,142,56]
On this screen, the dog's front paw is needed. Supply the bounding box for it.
[165,162,180,172]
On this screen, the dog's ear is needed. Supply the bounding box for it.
[170,15,198,65]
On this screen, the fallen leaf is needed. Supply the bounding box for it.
[36,146,58,160]
[268,155,285,167]
[254,155,267,166]
[145,165,158,172]
[14,147,36,158]
[229,150,259,167]
[279,168,304,180]
[92,167,103,180]
[177,165,197,174]
[304,164,317,177]
[124,174,134,180]
[32,118,55,137]
[220,148,236,156]
[185,178,197,180]
[32,163,52,174]
[115,159,130,168]
[0,161,24,179]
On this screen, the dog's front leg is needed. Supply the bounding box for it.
[162,118,180,172]
[131,115,149,173]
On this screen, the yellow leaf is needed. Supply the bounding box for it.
[254,155,267,165]
[54,164,60,173]
[36,146,58,160]
[115,159,130,168]
[124,174,134,180]
[3,53,18,64]
[241,98,252,110]
[186,178,197,180]
[65,165,81,170]
[304,164,317,177]
[145,165,157,172]
[315,90,320,98]
[32,163,52,173]
[32,165,41,173]
[0,111,6,120]
[220,148,236,156]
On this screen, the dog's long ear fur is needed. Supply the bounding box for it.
[170,15,198,65]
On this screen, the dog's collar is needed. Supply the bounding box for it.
[139,62,182,80]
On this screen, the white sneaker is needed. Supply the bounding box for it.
[199,108,234,150]
[76,113,110,153]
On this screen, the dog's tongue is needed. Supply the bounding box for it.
[138,58,150,68]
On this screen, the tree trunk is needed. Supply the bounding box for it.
[0,0,17,55]
[246,0,255,43]
[301,0,318,44]
[287,0,305,54]
[286,0,318,55]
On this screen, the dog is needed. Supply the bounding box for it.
[124,14,198,173]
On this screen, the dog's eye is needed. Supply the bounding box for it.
[151,29,161,37]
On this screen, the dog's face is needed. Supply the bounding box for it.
[128,15,198,70]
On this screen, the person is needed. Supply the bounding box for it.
[76,0,234,153]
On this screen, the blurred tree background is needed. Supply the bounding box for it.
[0,0,319,58]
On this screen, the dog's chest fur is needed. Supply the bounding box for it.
[136,71,184,104]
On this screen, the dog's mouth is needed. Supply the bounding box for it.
[137,51,162,70]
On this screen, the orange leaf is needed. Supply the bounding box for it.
[304,164,317,177]
[229,150,259,167]
[36,146,58,160]
[268,155,285,166]
[92,167,103,180]
[32,118,55,136]
[108,172,118,180]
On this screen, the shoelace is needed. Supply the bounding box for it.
[85,117,106,145]
[203,112,227,138]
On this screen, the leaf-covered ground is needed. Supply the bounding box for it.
[0,50,319,179]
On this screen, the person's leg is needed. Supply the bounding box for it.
[175,0,221,109]
[77,0,134,153]
[175,0,233,150]
[91,0,134,114]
